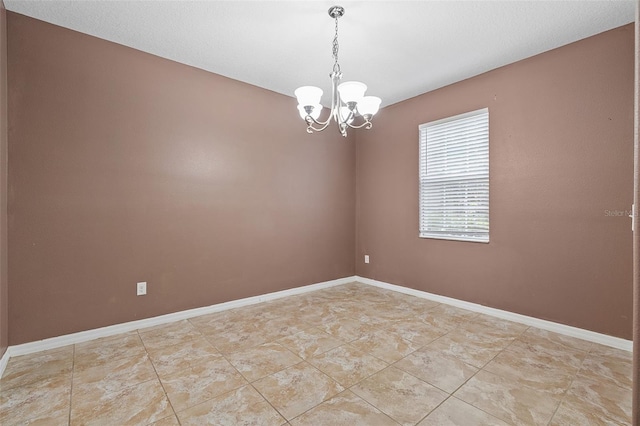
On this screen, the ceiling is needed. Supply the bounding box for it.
[5,0,636,107]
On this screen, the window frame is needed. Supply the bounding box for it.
[418,108,490,243]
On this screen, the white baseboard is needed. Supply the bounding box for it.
[355,276,633,352]
[0,347,9,378]
[1,274,632,379]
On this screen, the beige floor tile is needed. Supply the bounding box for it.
[160,356,247,412]
[383,319,448,346]
[333,302,367,318]
[453,370,561,425]
[453,323,522,351]
[428,327,514,368]
[578,354,632,390]
[0,373,71,425]
[70,378,172,425]
[253,362,344,420]
[146,336,220,378]
[313,305,352,326]
[390,294,440,314]
[148,414,181,426]
[11,417,69,426]
[293,309,327,325]
[73,351,157,395]
[317,317,380,342]
[177,385,285,426]
[249,301,289,316]
[588,344,632,363]
[347,312,391,328]
[74,331,146,369]
[1,346,73,391]
[549,397,627,426]
[350,329,421,363]
[356,302,412,323]
[259,317,310,340]
[561,375,632,425]
[483,349,575,395]
[352,366,448,426]
[239,303,286,322]
[292,303,325,321]
[522,327,594,352]
[277,327,343,359]
[418,397,510,426]
[188,309,251,333]
[394,346,478,393]
[290,390,399,426]
[226,342,303,382]
[139,320,203,351]
[262,297,302,313]
[460,314,528,338]
[506,335,587,371]
[203,323,270,354]
[308,344,388,387]
[418,304,478,330]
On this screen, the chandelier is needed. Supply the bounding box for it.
[294,5,381,137]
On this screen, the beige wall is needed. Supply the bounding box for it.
[0,1,7,357]
[356,24,635,339]
[7,13,355,345]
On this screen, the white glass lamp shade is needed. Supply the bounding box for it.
[338,81,367,104]
[294,86,323,107]
[298,104,322,120]
[358,96,381,116]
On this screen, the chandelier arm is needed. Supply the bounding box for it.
[344,119,373,130]
[335,107,352,126]
[305,108,333,128]
[305,116,333,133]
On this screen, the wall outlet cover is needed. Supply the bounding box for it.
[137,282,147,296]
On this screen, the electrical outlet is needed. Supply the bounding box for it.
[137,282,147,296]
[364,255,370,264]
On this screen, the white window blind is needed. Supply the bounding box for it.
[419,108,489,243]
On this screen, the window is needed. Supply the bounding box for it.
[419,108,489,243]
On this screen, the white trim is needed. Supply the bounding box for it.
[355,276,633,352]
[1,273,632,378]
[2,275,355,364]
[418,107,489,129]
[0,347,9,378]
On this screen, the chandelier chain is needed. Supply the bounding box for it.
[332,15,340,74]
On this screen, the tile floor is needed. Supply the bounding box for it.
[0,282,633,425]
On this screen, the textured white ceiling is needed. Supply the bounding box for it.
[5,0,636,107]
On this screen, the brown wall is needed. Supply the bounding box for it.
[356,24,635,339]
[0,0,7,357]
[7,12,355,345]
